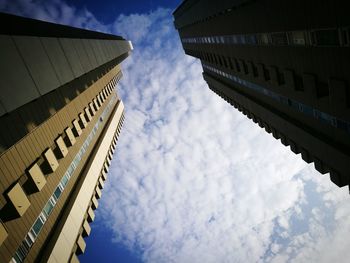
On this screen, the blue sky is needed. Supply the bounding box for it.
[69,0,180,23]
[1,1,350,263]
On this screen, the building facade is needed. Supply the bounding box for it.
[0,13,132,262]
[174,0,350,189]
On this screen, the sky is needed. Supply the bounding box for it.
[1,1,350,263]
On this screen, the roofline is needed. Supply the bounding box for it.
[172,0,191,16]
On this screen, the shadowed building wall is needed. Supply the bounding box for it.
[173,0,350,190]
[0,13,132,262]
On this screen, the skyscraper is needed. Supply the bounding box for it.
[173,0,350,190]
[0,13,132,262]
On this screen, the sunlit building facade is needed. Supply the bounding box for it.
[0,13,132,262]
[174,0,350,189]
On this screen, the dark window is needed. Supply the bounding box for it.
[278,72,285,84]
[223,57,228,68]
[241,60,248,74]
[336,119,349,131]
[54,186,62,199]
[257,34,270,45]
[228,58,233,69]
[263,68,270,80]
[218,56,223,66]
[289,100,299,110]
[32,218,44,235]
[295,75,304,91]
[234,59,241,72]
[341,28,349,46]
[214,54,218,65]
[245,34,257,45]
[271,32,288,45]
[251,63,258,77]
[232,35,237,44]
[236,35,245,44]
[317,82,329,97]
[288,31,306,45]
[312,29,340,46]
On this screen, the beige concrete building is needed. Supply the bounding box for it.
[0,13,132,262]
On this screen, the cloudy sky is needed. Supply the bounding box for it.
[1,1,349,262]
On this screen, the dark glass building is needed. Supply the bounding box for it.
[0,13,132,262]
[174,0,350,189]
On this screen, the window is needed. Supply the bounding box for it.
[228,58,233,70]
[314,110,336,125]
[238,35,245,44]
[277,72,285,84]
[53,186,62,199]
[61,175,69,187]
[336,119,349,131]
[263,68,270,80]
[218,56,223,66]
[245,34,257,44]
[32,215,45,236]
[258,33,270,45]
[231,35,237,44]
[43,199,55,216]
[234,59,240,72]
[13,251,24,263]
[22,239,31,252]
[300,104,313,116]
[340,28,349,46]
[288,31,306,45]
[224,36,231,44]
[311,29,340,46]
[241,60,248,74]
[271,32,288,45]
[223,57,228,68]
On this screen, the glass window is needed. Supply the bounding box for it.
[246,34,257,44]
[263,68,270,80]
[300,104,313,116]
[27,231,36,243]
[279,97,289,105]
[61,175,69,187]
[43,200,54,217]
[340,28,349,46]
[336,119,349,131]
[271,32,288,45]
[13,251,23,263]
[315,110,336,125]
[32,218,44,236]
[312,29,340,46]
[232,35,237,44]
[289,31,306,45]
[54,186,62,199]
[259,34,270,45]
[21,240,30,252]
[290,100,299,110]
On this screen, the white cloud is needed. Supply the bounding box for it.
[0,0,108,31]
[102,7,350,263]
[1,2,349,263]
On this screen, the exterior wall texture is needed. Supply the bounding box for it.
[0,13,131,263]
[174,0,350,189]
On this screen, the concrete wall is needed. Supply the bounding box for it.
[0,35,131,115]
[45,102,124,263]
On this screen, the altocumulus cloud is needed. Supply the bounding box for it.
[1,1,349,263]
